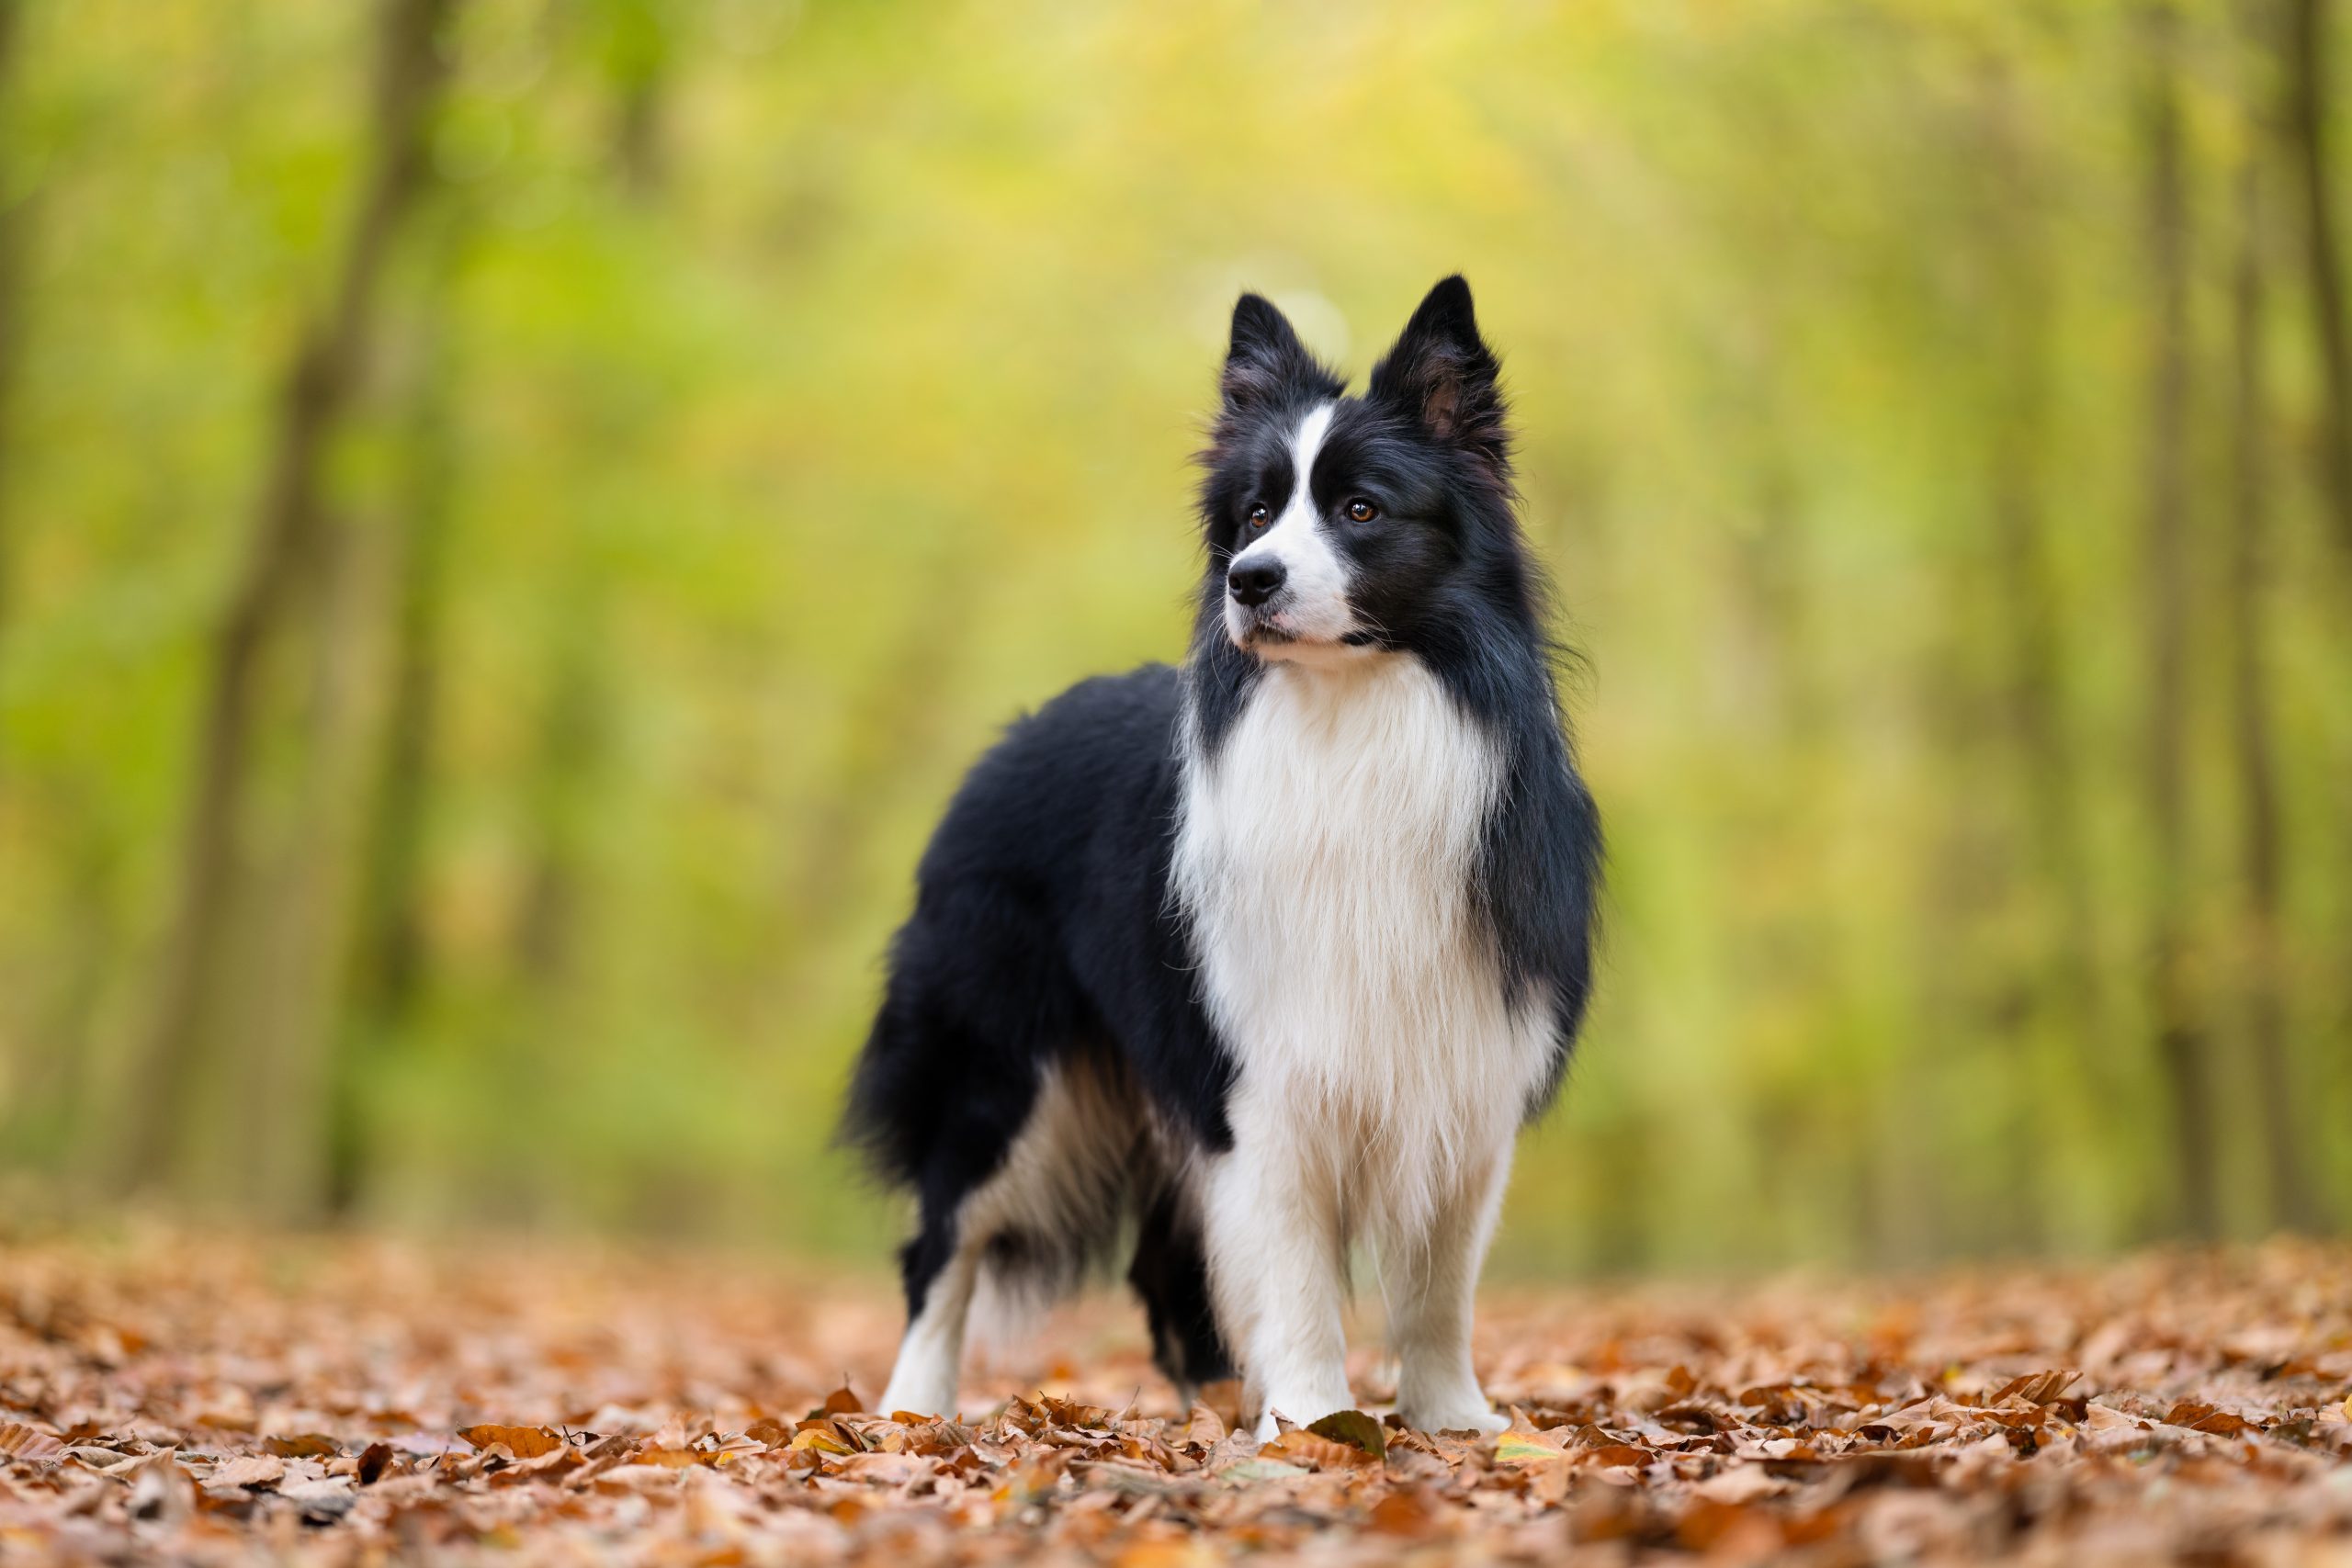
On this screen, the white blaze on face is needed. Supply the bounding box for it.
[1225,401,1357,652]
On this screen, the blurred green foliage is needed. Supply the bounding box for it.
[0,0,2345,1274]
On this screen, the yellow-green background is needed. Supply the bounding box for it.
[1,0,2346,1274]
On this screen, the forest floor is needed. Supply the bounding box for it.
[0,1232,2347,1565]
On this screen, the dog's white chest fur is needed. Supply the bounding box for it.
[1175,655,1550,1228]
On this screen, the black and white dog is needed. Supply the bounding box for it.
[844,277,1600,1438]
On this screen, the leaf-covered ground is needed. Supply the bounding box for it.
[1,1234,2347,1564]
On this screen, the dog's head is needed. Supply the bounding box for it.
[1195,276,1516,664]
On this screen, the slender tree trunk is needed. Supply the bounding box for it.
[114,0,456,1195]
[1978,62,2112,1246]
[0,0,27,667]
[241,498,401,1218]
[2233,35,2325,1235]
[2287,0,2352,558]
[325,209,469,1217]
[2139,2,2220,1241]
[513,610,605,988]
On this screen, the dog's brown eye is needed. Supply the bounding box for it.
[1247,504,1271,528]
[1346,498,1378,523]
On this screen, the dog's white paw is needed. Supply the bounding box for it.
[1252,1393,1356,1444]
[1400,1402,1509,1437]
[876,1379,957,1420]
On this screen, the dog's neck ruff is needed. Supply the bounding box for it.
[1173,653,1553,1235]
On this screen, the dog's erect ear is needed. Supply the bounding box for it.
[1369,276,1507,470]
[1221,293,1325,412]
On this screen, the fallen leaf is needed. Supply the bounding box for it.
[1183,1404,1226,1448]
[1991,1370,2081,1406]
[129,1457,196,1523]
[1366,1485,1439,1536]
[1216,1457,1309,1483]
[0,1422,64,1462]
[456,1425,564,1460]
[1305,1409,1385,1458]
[277,1476,355,1521]
[1693,1462,1786,1503]
[1493,1431,1568,1465]
[262,1433,340,1460]
[1582,1443,1651,1469]
[2163,1402,2256,1436]
[630,1448,704,1469]
[207,1454,284,1488]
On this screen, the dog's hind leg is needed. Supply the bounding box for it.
[876,1051,1139,1418]
[879,1200,981,1418]
[1127,1178,1233,1402]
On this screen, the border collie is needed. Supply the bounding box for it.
[844,276,1600,1438]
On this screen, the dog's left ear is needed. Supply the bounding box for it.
[1369,276,1507,472]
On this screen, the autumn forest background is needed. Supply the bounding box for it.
[0,0,2346,1279]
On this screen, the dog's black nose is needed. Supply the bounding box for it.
[1228,558,1286,607]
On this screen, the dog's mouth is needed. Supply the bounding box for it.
[1228,605,1308,650]
[1228,608,1380,656]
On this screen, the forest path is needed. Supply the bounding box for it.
[0,1233,2346,1563]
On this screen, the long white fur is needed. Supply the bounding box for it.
[1176,404,1554,1438]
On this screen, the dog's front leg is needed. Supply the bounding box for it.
[1203,1121,1353,1441]
[1377,1140,1512,1436]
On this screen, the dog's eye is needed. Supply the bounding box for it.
[1247,504,1270,528]
[1346,498,1378,523]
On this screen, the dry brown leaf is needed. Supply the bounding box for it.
[1261,1428,1378,1470]
[1366,1485,1440,1537]
[1305,1409,1385,1458]
[1693,1462,1786,1503]
[786,1426,853,1455]
[1182,1404,1226,1448]
[207,1454,285,1488]
[1492,1431,1567,1464]
[262,1432,340,1459]
[1990,1369,2081,1406]
[0,1422,64,1462]
[1581,1443,1651,1469]
[629,1448,704,1469]
[356,1441,393,1484]
[2163,1401,2256,1436]
[456,1424,564,1459]
[128,1456,196,1523]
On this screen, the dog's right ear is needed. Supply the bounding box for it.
[1221,293,1324,412]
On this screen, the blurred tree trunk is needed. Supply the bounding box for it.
[2138,1,2220,1241]
[2233,28,2324,1235]
[0,0,25,670]
[501,21,681,1007]
[513,610,606,987]
[1978,62,2108,1242]
[2286,0,2352,558]
[325,204,471,1218]
[240,496,401,1215]
[114,0,456,1200]
[604,0,672,200]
